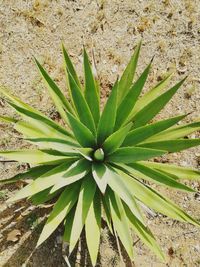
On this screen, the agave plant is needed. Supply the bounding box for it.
[0,42,200,265]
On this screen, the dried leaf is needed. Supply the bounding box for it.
[7,229,21,242]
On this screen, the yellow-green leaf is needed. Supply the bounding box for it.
[138,138,200,152]
[97,80,118,144]
[117,170,200,227]
[84,49,100,126]
[108,190,134,260]
[37,183,80,247]
[126,163,195,192]
[140,161,200,180]
[147,121,200,142]
[107,166,144,224]
[103,123,132,155]
[124,203,165,261]
[107,147,165,163]
[115,61,151,129]
[0,149,71,165]
[68,72,96,134]
[8,160,75,202]
[117,41,141,105]
[35,58,74,124]
[92,163,109,194]
[69,176,96,253]
[128,73,172,119]
[50,159,91,193]
[62,44,82,89]
[123,114,186,146]
[131,77,186,128]
[0,165,55,185]
[66,110,96,147]
[85,191,101,266]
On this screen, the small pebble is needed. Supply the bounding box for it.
[194,192,200,201]
[111,65,118,73]
[56,235,63,244]
[194,244,200,252]
[77,254,81,260]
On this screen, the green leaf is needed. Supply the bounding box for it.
[97,80,118,144]
[92,163,109,194]
[62,44,81,88]
[0,86,44,114]
[63,206,76,243]
[0,165,55,185]
[14,121,48,138]
[124,203,165,261]
[103,123,132,155]
[69,175,96,253]
[50,159,91,193]
[147,121,200,142]
[107,166,144,224]
[8,160,75,202]
[37,183,80,247]
[0,87,72,139]
[30,187,61,205]
[15,120,74,142]
[115,61,151,129]
[68,72,96,134]
[123,114,186,146]
[138,138,200,152]
[77,147,93,161]
[0,149,72,165]
[8,101,72,138]
[108,190,134,260]
[117,41,141,105]
[131,77,186,128]
[28,140,92,162]
[84,49,100,126]
[0,116,17,123]
[140,161,200,180]
[26,137,80,152]
[66,111,96,147]
[35,58,73,124]
[85,191,101,266]
[117,170,200,227]
[102,195,113,234]
[107,147,165,163]
[129,73,172,119]
[126,163,195,192]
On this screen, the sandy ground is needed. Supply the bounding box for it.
[0,0,200,266]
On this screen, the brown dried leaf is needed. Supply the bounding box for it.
[7,229,21,242]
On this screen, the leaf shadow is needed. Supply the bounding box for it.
[1,204,134,267]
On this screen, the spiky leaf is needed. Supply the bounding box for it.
[84,49,100,126]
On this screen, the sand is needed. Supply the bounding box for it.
[0,0,200,266]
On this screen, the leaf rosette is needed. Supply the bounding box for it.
[0,42,200,265]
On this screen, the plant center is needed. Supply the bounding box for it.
[93,148,105,162]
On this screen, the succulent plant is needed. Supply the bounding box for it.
[0,41,200,265]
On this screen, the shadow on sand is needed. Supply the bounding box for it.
[0,199,134,267]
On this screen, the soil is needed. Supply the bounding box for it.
[0,0,200,266]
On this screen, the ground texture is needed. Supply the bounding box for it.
[0,0,200,266]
